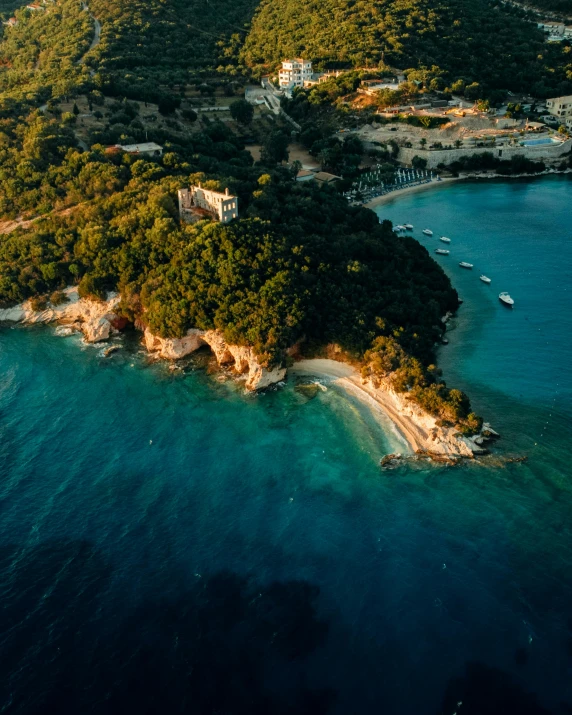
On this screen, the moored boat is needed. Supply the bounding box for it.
[395,225,406,231]
[480,275,491,284]
[404,224,414,230]
[499,292,514,307]
[422,229,433,236]
[459,262,473,269]
[435,248,450,255]
[440,236,451,243]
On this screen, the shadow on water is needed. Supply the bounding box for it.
[0,539,335,715]
[3,540,572,715]
[438,661,561,715]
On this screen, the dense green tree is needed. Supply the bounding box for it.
[260,130,289,165]
[239,0,572,101]
[230,98,254,125]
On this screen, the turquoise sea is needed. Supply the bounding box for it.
[1,176,572,714]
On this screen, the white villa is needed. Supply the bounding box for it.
[546,95,572,119]
[178,184,238,224]
[278,59,313,90]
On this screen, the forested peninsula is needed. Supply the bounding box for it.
[0,0,515,440]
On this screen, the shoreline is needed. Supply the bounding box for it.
[289,359,416,454]
[0,305,492,460]
[364,176,460,208]
[289,359,491,460]
[364,168,572,209]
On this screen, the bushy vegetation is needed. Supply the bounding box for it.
[0,127,457,365]
[87,0,258,96]
[362,336,482,432]
[241,0,572,101]
[0,1,25,17]
[0,0,93,102]
[526,0,572,11]
[0,105,475,425]
[0,0,258,105]
[0,0,486,428]
[443,152,547,175]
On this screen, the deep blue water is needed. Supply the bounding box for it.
[1,176,572,714]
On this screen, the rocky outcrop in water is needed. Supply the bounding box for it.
[144,328,286,391]
[0,287,120,343]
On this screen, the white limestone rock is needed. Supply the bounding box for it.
[144,328,205,359]
[144,327,287,391]
[0,287,120,344]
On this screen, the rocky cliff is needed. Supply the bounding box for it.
[361,375,497,459]
[0,287,121,342]
[288,359,497,461]
[144,328,287,391]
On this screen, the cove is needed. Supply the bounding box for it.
[0,176,571,714]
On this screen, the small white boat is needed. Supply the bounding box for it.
[440,236,451,243]
[404,224,414,230]
[499,292,514,307]
[435,248,450,255]
[395,225,407,231]
[480,275,491,284]
[459,262,473,269]
[423,229,433,236]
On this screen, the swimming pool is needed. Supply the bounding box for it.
[520,137,561,146]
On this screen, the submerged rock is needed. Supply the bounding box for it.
[103,345,121,357]
[295,383,321,399]
[380,453,403,468]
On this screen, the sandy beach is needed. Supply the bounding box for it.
[364,176,461,209]
[289,359,479,459]
[364,167,572,210]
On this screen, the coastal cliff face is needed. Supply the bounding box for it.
[0,291,285,391]
[144,329,205,360]
[365,376,493,459]
[0,288,121,343]
[144,328,287,391]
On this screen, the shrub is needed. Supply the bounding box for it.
[29,296,48,311]
[50,290,69,306]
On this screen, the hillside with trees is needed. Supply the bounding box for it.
[0,0,92,102]
[526,0,572,12]
[241,0,572,100]
[86,0,259,99]
[0,106,479,430]
[0,0,498,430]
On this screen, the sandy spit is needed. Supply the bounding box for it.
[290,359,435,456]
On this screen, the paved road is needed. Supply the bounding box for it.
[78,1,101,65]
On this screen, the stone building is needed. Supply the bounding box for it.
[178,184,238,224]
